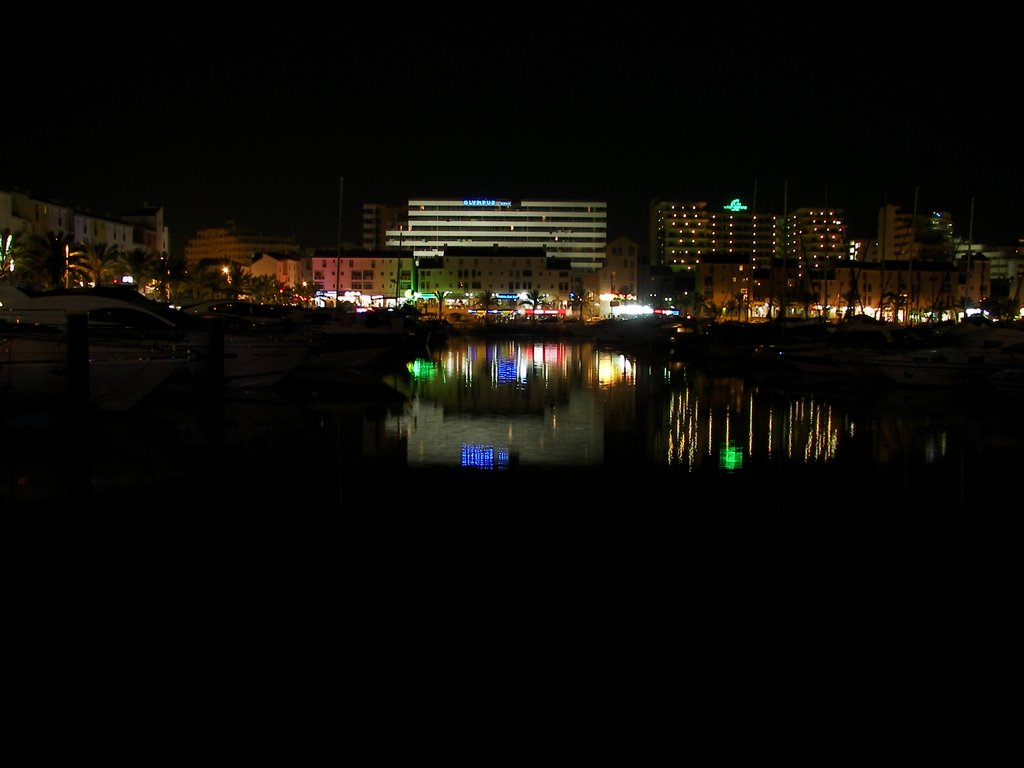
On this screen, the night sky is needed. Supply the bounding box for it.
[4,19,1020,260]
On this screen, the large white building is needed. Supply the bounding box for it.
[385,198,607,270]
[1,189,169,258]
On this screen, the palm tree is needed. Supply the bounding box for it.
[20,231,79,289]
[520,288,544,316]
[111,247,161,293]
[435,290,451,319]
[220,263,252,300]
[570,289,595,321]
[69,242,120,287]
[160,251,191,303]
[286,280,318,308]
[475,290,497,323]
[726,291,749,321]
[248,275,284,304]
[195,268,230,300]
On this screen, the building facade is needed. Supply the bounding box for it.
[310,249,412,306]
[362,203,408,251]
[184,224,302,272]
[385,198,607,270]
[780,207,848,266]
[310,245,579,311]
[250,252,313,290]
[0,189,168,258]
[417,246,573,307]
[649,198,778,271]
[582,237,641,316]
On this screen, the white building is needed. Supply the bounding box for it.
[386,198,607,270]
[0,189,169,259]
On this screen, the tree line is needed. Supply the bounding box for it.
[0,229,316,305]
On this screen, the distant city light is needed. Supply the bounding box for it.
[610,304,654,316]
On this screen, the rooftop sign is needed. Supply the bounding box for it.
[723,198,749,212]
[463,199,512,207]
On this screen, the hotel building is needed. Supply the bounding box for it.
[782,207,848,267]
[184,223,302,272]
[649,198,779,272]
[650,199,851,318]
[385,198,607,270]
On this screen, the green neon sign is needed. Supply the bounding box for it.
[723,198,748,212]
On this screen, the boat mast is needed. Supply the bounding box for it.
[781,180,787,322]
[752,177,757,321]
[908,186,918,326]
[964,197,975,320]
[823,184,829,319]
[342,176,350,305]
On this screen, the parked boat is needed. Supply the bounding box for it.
[0,285,309,391]
[855,318,1024,389]
[179,300,417,379]
[0,286,192,411]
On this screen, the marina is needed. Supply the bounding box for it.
[4,324,1021,526]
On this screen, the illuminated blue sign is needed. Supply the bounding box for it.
[723,198,749,212]
[463,199,512,207]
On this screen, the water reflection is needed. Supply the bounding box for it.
[383,337,947,473]
[4,332,1019,521]
[353,335,1022,523]
[388,340,612,468]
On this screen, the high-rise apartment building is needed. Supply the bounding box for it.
[782,208,848,268]
[362,203,408,251]
[867,204,955,262]
[649,198,778,270]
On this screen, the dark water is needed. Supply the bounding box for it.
[6,332,1015,641]
[5,332,1020,525]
